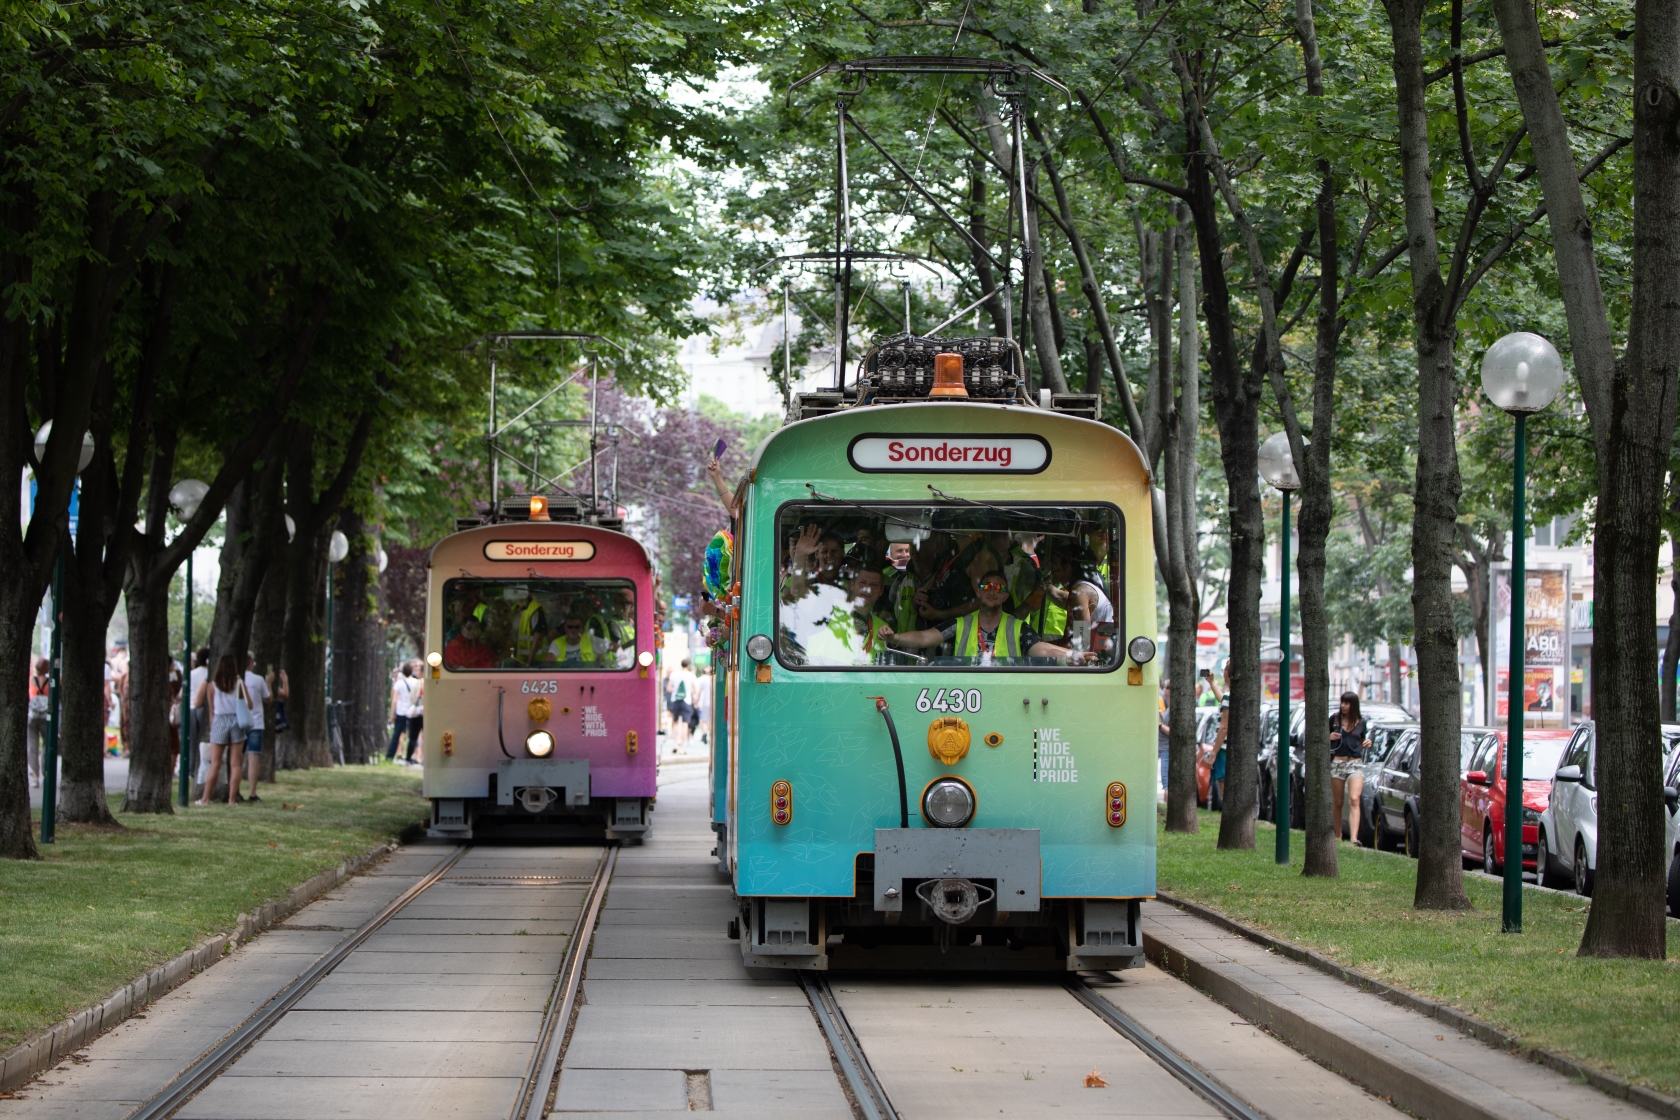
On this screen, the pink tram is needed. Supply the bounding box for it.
[421,502,658,840]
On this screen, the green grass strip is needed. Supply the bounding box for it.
[1158,808,1680,1098]
[0,766,426,1051]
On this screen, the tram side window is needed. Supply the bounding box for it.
[773,503,1122,670]
[441,579,636,671]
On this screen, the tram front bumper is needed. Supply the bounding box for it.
[872,827,1041,912]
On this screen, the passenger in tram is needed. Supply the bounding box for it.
[781,524,846,602]
[539,616,600,664]
[912,534,980,624]
[882,531,920,634]
[888,570,1092,665]
[444,617,497,669]
[511,588,549,663]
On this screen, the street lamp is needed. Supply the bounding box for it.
[32,422,95,842]
[169,479,209,808]
[1481,332,1565,934]
[1258,431,1300,865]
[325,529,349,740]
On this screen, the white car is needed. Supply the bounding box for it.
[1539,721,1680,896]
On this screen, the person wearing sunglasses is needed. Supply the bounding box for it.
[887,570,1090,665]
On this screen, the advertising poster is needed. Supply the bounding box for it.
[1489,565,1571,726]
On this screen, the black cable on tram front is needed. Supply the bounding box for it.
[869,696,910,828]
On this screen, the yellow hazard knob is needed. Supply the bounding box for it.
[927,717,971,765]
[527,697,552,722]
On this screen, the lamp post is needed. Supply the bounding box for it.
[1258,432,1300,865]
[325,529,349,742]
[1480,332,1565,934]
[32,422,96,843]
[168,479,209,808]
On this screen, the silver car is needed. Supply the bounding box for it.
[1539,721,1680,895]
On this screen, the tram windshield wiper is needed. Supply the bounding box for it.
[804,484,941,533]
[925,485,1069,526]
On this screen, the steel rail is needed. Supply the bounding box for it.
[800,972,899,1120]
[126,844,472,1120]
[517,846,619,1120]
[1066,979,1269,1120]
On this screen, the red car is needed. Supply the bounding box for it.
[1460,728,1574,874]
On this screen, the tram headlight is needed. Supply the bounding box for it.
[1127,636,1157,665]
[636,650,655,668]
[746,633,773,662]
[921,777,976,828]
[525,729,556,758]
[426,651,443,679]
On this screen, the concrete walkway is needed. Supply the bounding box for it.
[1143,900,1649,1120]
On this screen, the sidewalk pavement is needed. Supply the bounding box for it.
[1142,898,1664,1120]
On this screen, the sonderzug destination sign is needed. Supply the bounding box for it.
[846,433,1051,473]
[481,539,597,561]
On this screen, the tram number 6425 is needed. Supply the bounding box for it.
[521,680,559,695]
[916,687,982,714]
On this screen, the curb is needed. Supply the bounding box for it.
[0,840,398,1094]
[1152,890,1680,1120]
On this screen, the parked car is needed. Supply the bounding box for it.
[1370,725,1502,857]
[1258,700,1412,831]
[1539,721,1680,895]
[1461,728,1573,876]
[1354,722,1417,846]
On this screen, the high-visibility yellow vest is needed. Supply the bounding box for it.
[545,633,596,663]
[516,599,545,660]
[953,613,1023,658]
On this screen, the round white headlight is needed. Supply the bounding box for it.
[921,777,976,828]
[637,650,654,668]
[426,651,443,668]
[1127,636,1157,665]
[525,729,555,758]
[746,633,773,662]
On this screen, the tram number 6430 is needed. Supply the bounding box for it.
[917,687,982,714]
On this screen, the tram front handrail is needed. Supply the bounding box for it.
[869,697,910,828]
[497,688,515,759]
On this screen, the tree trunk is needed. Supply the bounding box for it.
[1383,0,1473,910]
[1185,120,1262,851]
[967,161,1011,338]
[1166,206,1202,833]
[1577,0,1680,958]
[1023,164,1068,396]
[57,555,120,825]
[1493,0,1676,957]
[330,509,385,764]
[1296,0,1338,876]
[282,528,333,769]
[120,574,177,813]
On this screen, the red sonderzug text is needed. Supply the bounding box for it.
[886,440,1013,467]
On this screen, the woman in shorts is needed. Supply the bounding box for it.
[1329,691,1372,844]
[194,654,249,806]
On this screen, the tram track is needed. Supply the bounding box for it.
[802,968,1271,1120]
[122,842,616,1120]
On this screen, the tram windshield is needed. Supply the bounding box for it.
[774,502,1122,670]
[440,578,637,671]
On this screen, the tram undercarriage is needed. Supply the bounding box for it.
[732,836,1143,973]
[428,788,652,842]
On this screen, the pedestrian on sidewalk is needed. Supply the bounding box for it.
[1209,661,1231,808]
[1330,692,1371,844]
[195,654,250,806]
[405,660,424,765]
[241,653,270,803]
[667,658,698,753]
[190,646,210,786]
[386,662,423,764]
[26,657,50,788]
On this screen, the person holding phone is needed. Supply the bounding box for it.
[705,439,739,519]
